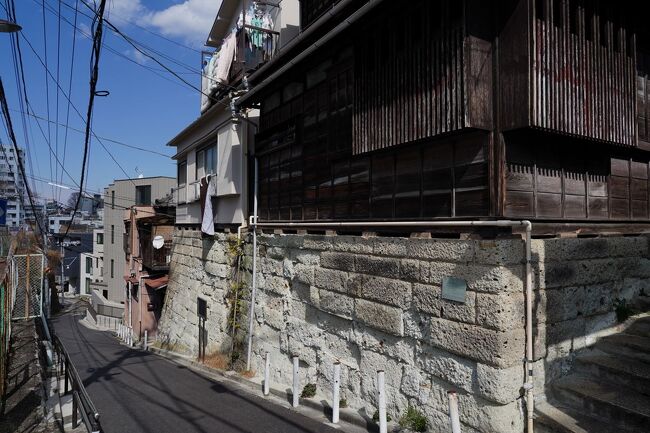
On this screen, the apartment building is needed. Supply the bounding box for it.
[0,143,25,227]
[102,177,175,303]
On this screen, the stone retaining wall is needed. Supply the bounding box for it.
[158,228,650,433]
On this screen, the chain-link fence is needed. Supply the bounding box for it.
[11,254,44,320]
[0,239,16,397]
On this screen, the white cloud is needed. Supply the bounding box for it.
[124,48,150,65]
[105,0,146,25]
[142,0,222,45]
[105,0,221,46]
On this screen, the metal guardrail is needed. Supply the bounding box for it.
[52,334,102,433]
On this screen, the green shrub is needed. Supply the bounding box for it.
[339,398,348,408]
[372,410,392,423]
[399,406,428,432]
[301,383,317,398]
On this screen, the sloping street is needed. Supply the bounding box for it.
[51,304,339,433]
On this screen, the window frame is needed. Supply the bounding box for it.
[135,185,152,206]
[196,143,217,179]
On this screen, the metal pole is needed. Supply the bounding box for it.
[377,370,387,433]
[332,361,341,423]
[245,158,259,371]
[292,355,299,407]
[144,329,148,351]
[448,390,461,433]
[60,243,64,305]
[263,352,270,396]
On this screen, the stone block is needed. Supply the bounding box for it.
[319,289,354,319]
[400,365,425,398]
[583,283,615,316]
[425,262,524,294]
[352,322,415,363]
[475,363,523,404]
[407,238,475,262]
[348,273,411,308]
[399,259,421,281]
[292,250,320,265]
[458,394,524,433]
[427,318,525,368]
[544,317,586,360]
[314,267,347,294]
[302,235,332,250]
[262,275,290,296]
[585,312,617,346]
[331,236,374,254]
[292,263,314,285]
[475,239,525,265]
[372,237,408,256]
[413,283,475,324]
[476,292,524,331]
[354,255,400,279]
[416,344,475,393]
[354,299,404,336]
[320,251,355,272]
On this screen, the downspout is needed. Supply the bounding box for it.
[247,219,534,430]
[245,157,259,371]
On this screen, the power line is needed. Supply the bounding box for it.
[60,0,79,198]
[55,0,62,203]
[9,109,174,158]
[62,0,107,239]
[0,79,47,242]
[41,0,55,200]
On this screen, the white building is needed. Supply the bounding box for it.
[0,143,25,228]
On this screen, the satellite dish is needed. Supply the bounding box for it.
[152,235,165,249]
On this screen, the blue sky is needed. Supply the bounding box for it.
[0,0,221,204]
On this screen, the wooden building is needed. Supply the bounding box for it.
[235,0,650,232]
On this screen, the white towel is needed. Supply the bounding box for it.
[201,176,217,236]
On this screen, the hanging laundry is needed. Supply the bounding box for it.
[215,31,237,84]
[200,175,217,236]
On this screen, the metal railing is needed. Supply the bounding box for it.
[52,334,102,433]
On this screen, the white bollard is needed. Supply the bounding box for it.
[144,330,148,351]
[377,370,387,433]
[448,390,461,433]
[292,356,299,407]
[332,361,341,423]
[263,352,270,396]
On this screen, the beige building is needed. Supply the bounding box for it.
[103,177,175,302]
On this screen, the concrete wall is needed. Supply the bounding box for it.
[158,229,650,433]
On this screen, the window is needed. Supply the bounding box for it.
[95,257,99,267]
[111,190,115,209]
[86,257,93,274]
[86,278,92,293]
[110,259,114,278]
[102,289,108,299]
[178,160,187,186]
[111,225,114,244]
[96,232,103,244]
[135,185,151,205]
[196,144,217,178]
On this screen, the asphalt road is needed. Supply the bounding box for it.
[51,306,341,433]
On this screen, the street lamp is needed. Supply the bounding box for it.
[0,19,21,33]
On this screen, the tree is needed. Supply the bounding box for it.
[66,192,80,210]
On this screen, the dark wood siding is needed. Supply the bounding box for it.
[500,0,637,146]
[504,130,650,220]
[352,0,493,155]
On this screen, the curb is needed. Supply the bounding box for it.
[147,346,386,432]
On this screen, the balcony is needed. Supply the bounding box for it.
[140,233,172,271]
[201,7,279,112]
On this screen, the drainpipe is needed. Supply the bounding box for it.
[245,157,259,371]
[248,219,534,430]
